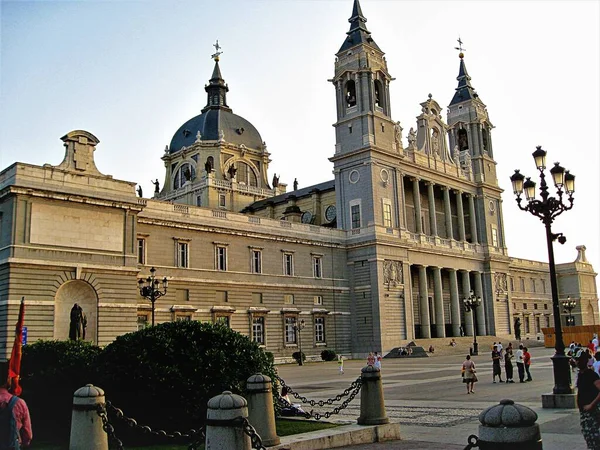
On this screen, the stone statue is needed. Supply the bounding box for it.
[218,129,224,141]
[407,128,417,148]
[227,164,237,179]
[183,166,192,182]
[453,145,460,165]
[69,303,84,340]
[293,178,298,190]
[394,121,403,151]
[152,179,160,194]
[164,145,169,154]
[514,318,521,341]
[431,129,440,156]
[136,185,143,198]
[204,158,213,173]
[272,173,279,188]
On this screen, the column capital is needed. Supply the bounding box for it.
[452,188,463,195]
[424,180,435,187]
[409,176,421,182]
[440,185,451,191]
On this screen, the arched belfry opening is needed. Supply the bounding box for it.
[457,128,469,151]
[54,280,98,343]
[345,80,357,108]
[374,80,383,108]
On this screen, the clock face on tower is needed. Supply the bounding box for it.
[325,205,337,223]
[301,211,313,224]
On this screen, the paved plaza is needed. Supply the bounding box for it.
[277,346,586,450]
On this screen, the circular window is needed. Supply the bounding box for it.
[489,200,496,214]
[325,205,337,223]
[301,211,313,224]
[349,169,360,184]
[380,169,390,183]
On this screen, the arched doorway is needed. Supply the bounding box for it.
[54,280,98,343]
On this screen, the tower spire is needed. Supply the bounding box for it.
[450,38,478,106]
[338,0,380,53]
[203,40,230,112]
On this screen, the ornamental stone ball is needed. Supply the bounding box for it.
[479,399,538,427]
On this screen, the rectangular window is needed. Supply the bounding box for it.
[382,200,392,228]
[137,314,149,331]
[546,316,551,327]
[351,204,361,229]
[523,303,528,310]
[284,294,294,305]
[534,303,538,310]
[176,289,190,302]
[283,253,294,276]
[541,279,546,293]
[252,292,263,304]
[520,278,525,291]
[215,315,230,327]
[510,277,514,291]
[285,316,297,344]
[314,295,323,306]
[137,238,146,264]
[177,314,192,321]
[313,256,322,278]
[196,196,202,207]
[491,227,499,247]
[252,316,265,345]
[531,279,536,293]
[251,250,262,274]
[535,316,541,333]
[315,317,325,343]
[219,194,226,208]
[525,317,531,333]
[544,303,548,310]
[216,246,227,271]
[216,291,228,303]
[177,242,189,268]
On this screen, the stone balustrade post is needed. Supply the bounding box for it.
[69,384,108,450]
[476,399,542,449]
[357,365,389,425]
[206,391,251,450]
[246,374,280,446]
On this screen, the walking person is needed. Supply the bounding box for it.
[516,344,525,383]
[337,354,344,374]
[523,346,533,381]
[0,361,32,448]
[374,351,382,370]
[504,344,515,383]
[576,353,600,449]
[492,345,503,383]
[462,354,477,394]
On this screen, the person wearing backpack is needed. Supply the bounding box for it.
[0,361,32,448]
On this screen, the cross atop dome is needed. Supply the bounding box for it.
[211,40,223,62]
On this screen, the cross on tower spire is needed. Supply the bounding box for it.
[211,40,223,62]
[454,37,466,59]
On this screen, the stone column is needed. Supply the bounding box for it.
[246,374,280,447]
[412,178,423,234]
[461,270,474,336]
[357,365,389,425]
[206,391,251,450]
[398,173,407,230]
[418,265,431,338]
[467,194,478,244]
[432,266,445,338]
[69,385,108,450]
[448,269,461,337]
[426,182,438,236]
[473,271,487,336]
[455,190,466,241]
[443,187,454,240]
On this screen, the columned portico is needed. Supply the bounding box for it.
[473,271,486,335]
[417,265,430,338]
[448,269,461,336]
[467,194,478,244]
[442,187,453,240]
[412,178,423,234]
[461,270,474,336]
[432,266,445,337]
[426,182,438,236]
[455,190,466,241]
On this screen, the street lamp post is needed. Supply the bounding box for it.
[138,267,168,326]
[294,319,306,366]
[463,290,482,356]
[562,296,577,327]
[510,146,575,395]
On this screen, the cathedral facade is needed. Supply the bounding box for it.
[0,0,597,360]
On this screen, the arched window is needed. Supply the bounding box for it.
[374,80,383,108]
[457,128,469,151]
[236,161,258,187]
[482,129,489,151]
[173,162,196,190]
[345,80,356,108]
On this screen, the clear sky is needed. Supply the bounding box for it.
[1,0,599,281]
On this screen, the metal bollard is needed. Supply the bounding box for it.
[357,365,389,425]
[246,373,280,446]
[205,391,252,450]
[477,399,542,449]
[69,384,108,450]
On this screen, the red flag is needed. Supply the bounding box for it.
[8,297,25,396]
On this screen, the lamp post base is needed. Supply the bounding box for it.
[551,353,573,395]
[472,342,479,356]
[541,392,576,409]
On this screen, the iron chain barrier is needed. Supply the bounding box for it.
[463,434,479,450]
[274,374,362,420]
[96,401,205,450]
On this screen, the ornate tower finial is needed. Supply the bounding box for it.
[454,37,466,59]
[211,40,223,62]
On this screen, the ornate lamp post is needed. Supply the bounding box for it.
[562,296,577,327]
[294,319,306,366]
[510,146,575,395]
[463,290,482,356]
[137,267,168,326]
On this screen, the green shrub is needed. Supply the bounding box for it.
[292,351,305,364]
[320,349,337,361]
[20,340,102,441]
[95,321,276,442]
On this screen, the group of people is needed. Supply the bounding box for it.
[366,351,383,370]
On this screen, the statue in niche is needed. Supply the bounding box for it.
[293,178,298,191]
[152,179,160,195]
[407,128,417,149]
[431,129,440,156]
[204,159,213,173]
[458,130,468,151]
[136,185,143,198]
[227,164,237,179]
[394,121,403,151]
[514,318,521,341]
[272,173,279,188]
[69,303,85,340]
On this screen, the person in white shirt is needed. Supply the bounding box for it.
[516,344,525,382]
[497,342,503,357]
[592,335,599,353]
[593,352,600,375]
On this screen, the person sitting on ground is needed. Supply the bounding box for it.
[428,345,435,353]
[280,386,306,417]
[449,339,457,347]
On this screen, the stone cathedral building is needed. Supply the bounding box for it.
[0,0,597,360]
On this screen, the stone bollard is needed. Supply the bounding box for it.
[477,399,542,449]
[357,365,389,425]
[246,373,280,446]
[69,384,108,450]
[205,391,252,450]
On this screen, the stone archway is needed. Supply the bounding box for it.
[54,280,98,343]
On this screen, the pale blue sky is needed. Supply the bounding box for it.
[1,0,599,279]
